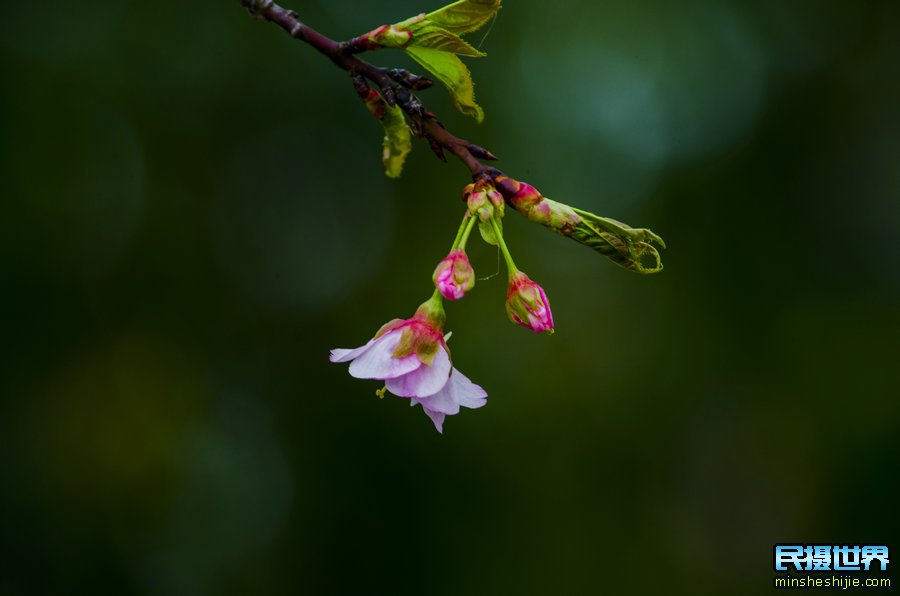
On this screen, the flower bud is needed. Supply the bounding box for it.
[433,250,475,300]
[466,180,505,245]
[506,272,554,334]
[467,186,492,222]
[487,187,505,218]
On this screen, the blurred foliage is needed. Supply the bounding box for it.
[1,0,898,594]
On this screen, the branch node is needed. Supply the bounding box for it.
[241,0,274,18]
[387,68,434,91]
[288,13,304,38]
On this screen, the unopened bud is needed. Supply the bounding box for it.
[433,250,475,301]
[467,187,492,222]
[506,272,554,334]
[487,187,505,218]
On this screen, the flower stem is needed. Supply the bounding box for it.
[490,217,518,278]
[458,215,477,251]
[449,212,471,251]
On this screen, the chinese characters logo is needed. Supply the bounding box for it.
[775,545,889,572]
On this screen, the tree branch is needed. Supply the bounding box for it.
[240,0,498,180]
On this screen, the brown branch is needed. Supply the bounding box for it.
[239,0,498,180]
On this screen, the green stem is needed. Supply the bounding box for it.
[449,212,470,251]
[458,215,477,251]
[490,217,518,278]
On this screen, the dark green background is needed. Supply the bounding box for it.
[1,1,898,594]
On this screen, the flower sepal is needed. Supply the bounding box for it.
[382,295,446,366]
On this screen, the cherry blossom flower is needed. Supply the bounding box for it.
[330,299,486,432]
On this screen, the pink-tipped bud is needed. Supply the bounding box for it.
[433,250,475,301]
[506,272,554,334]
[487,187,505,218]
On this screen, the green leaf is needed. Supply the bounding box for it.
[403,46,484,122]
[380,103,412,178]
[569,208,666,274]
[422,0,502,36]
[407,23,485,57]
[478,216,500,245]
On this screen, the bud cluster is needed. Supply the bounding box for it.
[457,178,555,334]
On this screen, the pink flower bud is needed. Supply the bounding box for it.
[433,250,475,301]
[506,272,554,334]
[487,187,505,218]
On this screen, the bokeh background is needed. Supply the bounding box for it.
[1,0,898,594]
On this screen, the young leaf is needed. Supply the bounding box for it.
[421,0,502,36]
[407,24,485,57]
[569,208,666,274]
[381,103,413,178]
[478,216,500,245]
[404,46,484,122]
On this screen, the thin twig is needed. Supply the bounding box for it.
[240,0,498,180]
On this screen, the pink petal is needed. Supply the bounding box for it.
[348,331,422,380]
[422,408,445,433]
[416,382,460,416]
[384,345,451,398]
[448,367,488,409]
[329,338,376,363]
[535,284,554,329]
